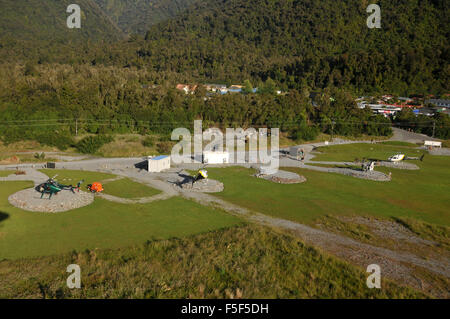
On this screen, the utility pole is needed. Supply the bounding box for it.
[331,119,336,142]
[75,118,78,136]
[432,119,436,138]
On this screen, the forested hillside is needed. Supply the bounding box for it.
[1,0,447,95]
[0,63,393,149]
[0,0,124,62]
[131,0,448,95]
[0,0,448,148]
[94,0,198,34]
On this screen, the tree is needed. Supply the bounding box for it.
[242,79,254,94]
[260,78,277,95]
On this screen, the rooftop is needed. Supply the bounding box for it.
[150,155,170,161]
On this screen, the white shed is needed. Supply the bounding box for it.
[203,151,230,164]
[424,141,442,148]
[148,155,171,172]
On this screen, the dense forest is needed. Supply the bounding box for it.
[0,0,448,149]
[0,0,124,63]
[1,0,448,95]
[135,0,449,95]
[94,0,198,35]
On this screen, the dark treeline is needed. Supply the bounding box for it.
[0,64,391,149]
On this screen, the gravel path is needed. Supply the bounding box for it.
[14,151,93,162]
[0,168,49,186]
[301,164,391,181]
[378,161,420,170]
[428,148,450,156]
[98,192,173,204]
[389,127,439,143]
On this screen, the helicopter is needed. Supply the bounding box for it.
[388,153,406,162]
[194,169,208,182]
[36,175,84,199]
[387,153,425,163]
[170,168,209,188]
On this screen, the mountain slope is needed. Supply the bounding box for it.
[0,0,125,61]
[93,0,198,35]
[130,0,448,94]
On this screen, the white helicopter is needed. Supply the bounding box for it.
[388,153,406,162]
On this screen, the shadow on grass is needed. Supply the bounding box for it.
[0,211,9,224]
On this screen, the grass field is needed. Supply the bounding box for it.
[0,171,14,177]
[0,225,426,299]
[102,178,161,199]
[311,143,426,162]
[0,180,241,260]
[208,146,450,227]
[380,141,419,147]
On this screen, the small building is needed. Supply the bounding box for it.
[176,84,198,95]
[228,85,243,93]
[424,141,442,148]
[425,99,450,108]
[148,155,171,173]
[46,162,56,169]
[417,108,435,116]
[204,84,227,92]
[203,151,230,164]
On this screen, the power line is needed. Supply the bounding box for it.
[0,118,448,128]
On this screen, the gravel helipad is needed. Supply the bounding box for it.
[256,169,307,184]
[8,188,94,213]
[179,179,225,193]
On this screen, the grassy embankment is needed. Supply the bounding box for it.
[0,224,426,299]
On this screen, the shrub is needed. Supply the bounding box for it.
[76,135,113,154]
[142,136,155,147]
[156,141,171,154]
[292,124,319,142]
[35,132,74,151]
[34,152,46,160]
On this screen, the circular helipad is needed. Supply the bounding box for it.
[8,188,94,213]
[179,179,224,193]
[256,169,307,184]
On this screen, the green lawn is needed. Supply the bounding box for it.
[311,143,426,162]
[0,171,14,177]
[0,181,241,260]
[102,178,161,199]
[380,141,419,147]
[208,155,450,227]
